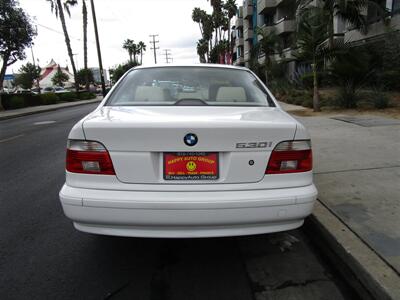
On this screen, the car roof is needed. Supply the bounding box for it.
[131,63,249,71]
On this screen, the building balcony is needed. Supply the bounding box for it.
[257,0,278,14]
[244,51,251,62]
[257,24,274,40]
[234,56,244,66]
[274,19,295,35]
[235,17,243,28]
[235,37,244,47]
[274,47,297,62]
[243,3,253,19]
[244,28,253,40]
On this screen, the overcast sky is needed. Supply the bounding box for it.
[8,0,213,74]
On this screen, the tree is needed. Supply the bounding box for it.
[76,68,94,86]
[295,7,333,112]
[208,0,223,45]
[223,0,237,63]
[330,47,373,108]
[122,39,135,63]
[52,66,69,86]
[192,8,214,62]
[195,1,237,64]
[254,27,281,82]
[15,62,41,89]
[132,43,139,64]
[47,0,79,92]
[109,61,139,83]
[82,0,89,90]
[0,0,36,94]
[192,8,207,37]
[138,41,146,65]
[196,39,208,63]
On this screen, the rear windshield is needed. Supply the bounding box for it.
[106,67,274,107]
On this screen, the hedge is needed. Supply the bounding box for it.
[39,93,59,105]
[58,92,78,102]
[1,91,96,110]
[77,91,96,100]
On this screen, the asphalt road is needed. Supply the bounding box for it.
[0,104,358,300]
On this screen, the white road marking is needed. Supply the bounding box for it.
[33,121,56,125]
[0,134,24,143]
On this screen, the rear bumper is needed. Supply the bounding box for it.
[59,184,317,238]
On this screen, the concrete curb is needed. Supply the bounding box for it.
[304,200,400,300]
[0,99,101,121]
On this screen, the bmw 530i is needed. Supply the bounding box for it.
[59,64,317,238]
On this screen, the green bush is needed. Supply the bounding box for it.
[1,93,42,109]
[285,89,312,107]
[25,94,41,106]
[78,92,96,100]
[335,86,359,108]
[300,73,314,90]
[8,96,26,109]
[39,93,59,105]
[58,92,78,102]
[301,98,313,108]
[378,71,400,91]
[370,90,390,109]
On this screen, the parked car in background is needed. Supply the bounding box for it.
[31,87,42,94]
[42,87,54,93]
[54,86,67,94]
[59,64,317,238]
[15,88,31,94]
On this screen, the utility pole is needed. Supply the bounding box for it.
[90,0,106,96]
[30,45,41,93]
[149,34,159,64]
[72,53,79,71]
[163,49,172,64]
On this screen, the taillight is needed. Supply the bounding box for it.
[66,140,115,175]
[266,140,312,174]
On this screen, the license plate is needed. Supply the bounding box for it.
[164,152,219,180]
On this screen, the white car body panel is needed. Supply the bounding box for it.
[59,64,317,238]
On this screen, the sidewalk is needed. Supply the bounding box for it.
[281,102,400,298]
[0,96,102,120]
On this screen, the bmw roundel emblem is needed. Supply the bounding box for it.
[184,133,198,146]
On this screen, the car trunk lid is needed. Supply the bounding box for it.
[82,106,297,184]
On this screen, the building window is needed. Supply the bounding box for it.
[393,0,400,13]
[264,13,275,26]
[367,0,386,23]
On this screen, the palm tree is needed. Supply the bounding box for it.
[197,39,208,63]
[223,0,237,64]
[122,39,135,63]
[192,7,207,37]
[131,43,139,64]
[254,27,281,83]
[296,7,333,112]
[82,0,89,90]
[192,8,213,61]
[47,0,79,92]
[208,0,223,46]
[138,41,146,65]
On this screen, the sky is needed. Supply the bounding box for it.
[7,0,213,74]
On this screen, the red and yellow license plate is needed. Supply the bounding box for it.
[164,152,219,180]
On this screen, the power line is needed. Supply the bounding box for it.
[149,34,159,64]
[35,23,96,44]
[163,49,172,64]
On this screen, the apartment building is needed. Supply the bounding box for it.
[232,0,400,78]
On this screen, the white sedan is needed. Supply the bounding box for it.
[59,64,317,238]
